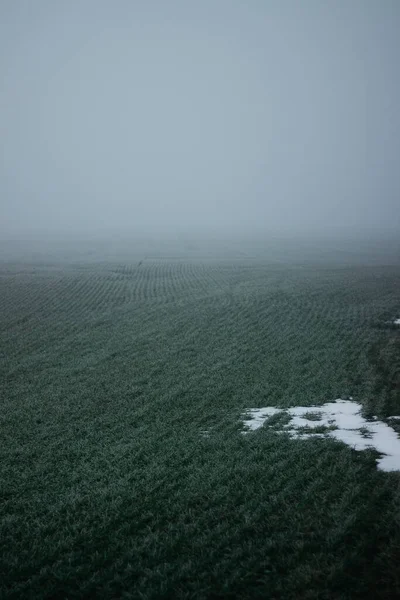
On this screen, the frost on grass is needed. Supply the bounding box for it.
[242,400,400,472]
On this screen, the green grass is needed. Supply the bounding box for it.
[1,245,400,598]
[303,412,323,421]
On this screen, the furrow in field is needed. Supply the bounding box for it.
[87,274,125,312]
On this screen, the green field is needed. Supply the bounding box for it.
[1,238,400,599]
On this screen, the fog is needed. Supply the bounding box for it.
[1,0,399,239]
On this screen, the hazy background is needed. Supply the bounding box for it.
[1,0,399,239]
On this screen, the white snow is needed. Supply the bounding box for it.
[242,400,400,472]
[394,318,400,325]
[243,407,282,431]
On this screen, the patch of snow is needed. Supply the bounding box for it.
[242,407,282,431]
[241,399,400,472]
[394,318,400,325]
[290,433,326,440]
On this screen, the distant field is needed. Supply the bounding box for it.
[1,240,400,599]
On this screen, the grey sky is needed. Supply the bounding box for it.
[1,0,399,236]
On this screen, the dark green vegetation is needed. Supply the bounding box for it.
[1,239,400,599]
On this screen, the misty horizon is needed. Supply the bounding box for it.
[1,0,399,238]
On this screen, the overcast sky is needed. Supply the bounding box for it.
[1,0,399,237]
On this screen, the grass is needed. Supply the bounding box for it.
[1,239,400,598]
[303,412,323,421]
[294,425,338,435]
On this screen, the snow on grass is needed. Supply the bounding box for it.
[242,400,400,472]
[394,318,400,325]
[242,407,282,431]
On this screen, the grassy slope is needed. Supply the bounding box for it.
[1,254,400,599]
